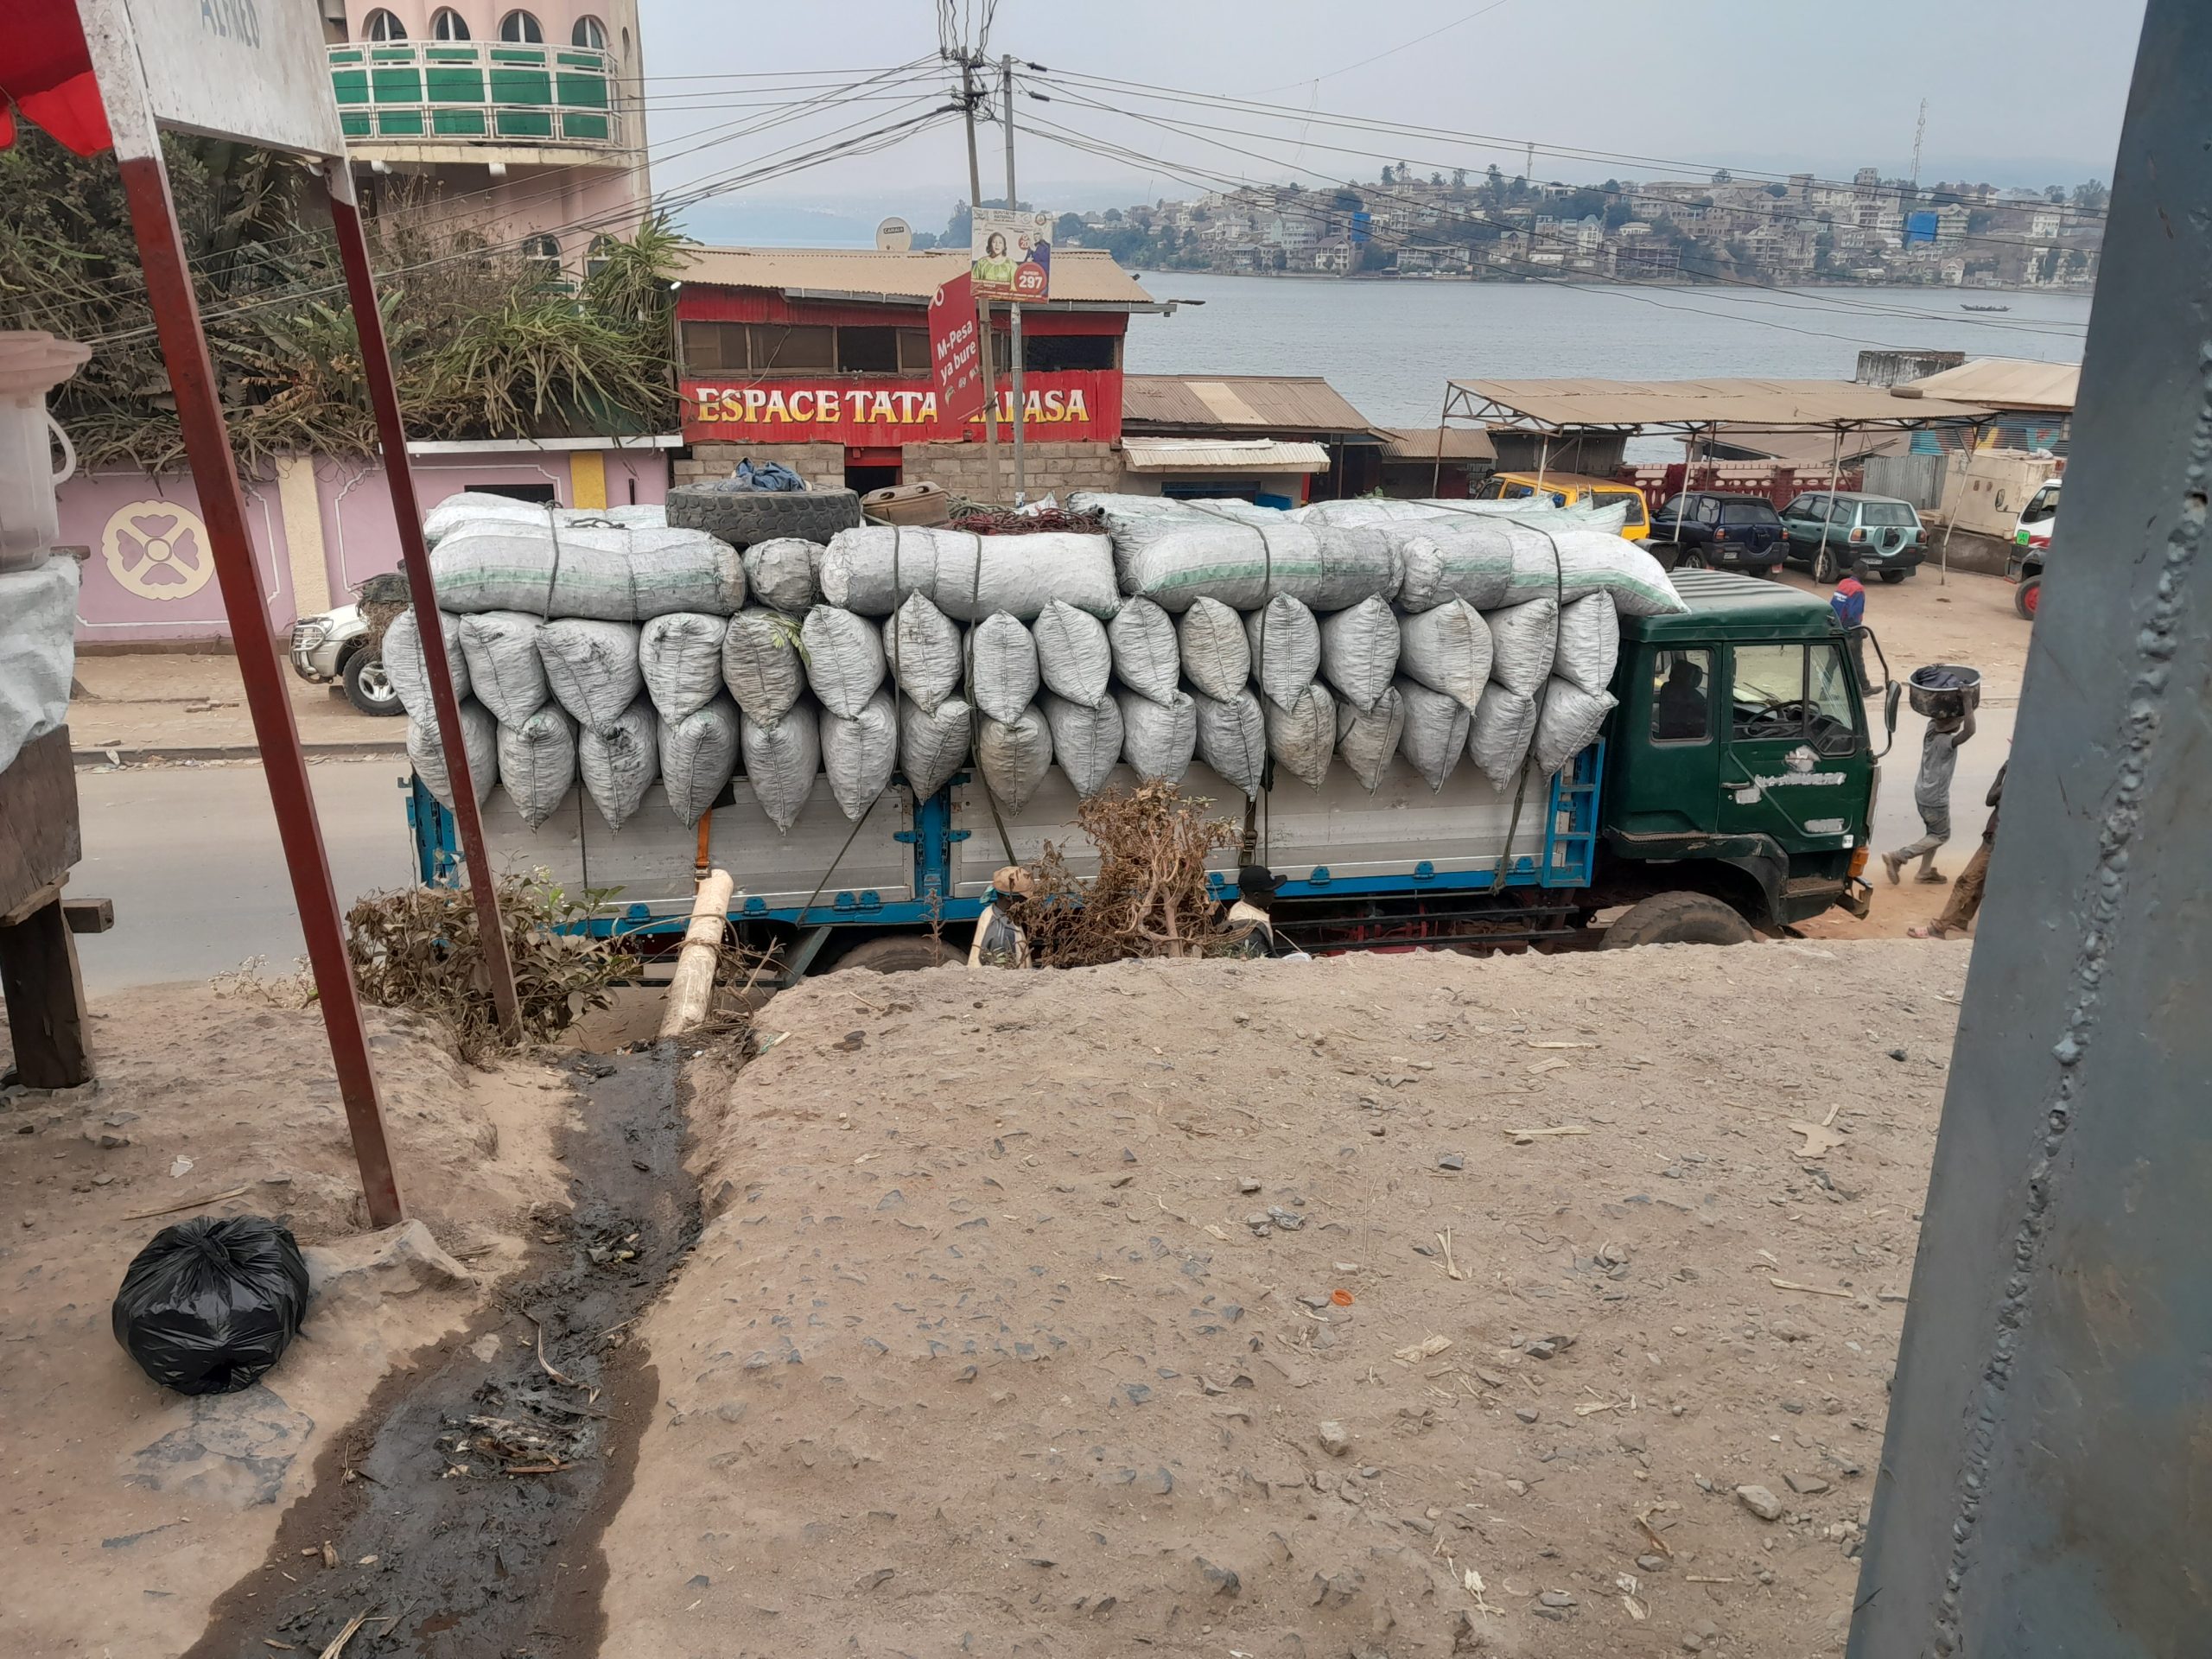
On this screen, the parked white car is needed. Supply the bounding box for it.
[289,602,401,715]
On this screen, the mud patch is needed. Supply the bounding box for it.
[186,1044,698,1658]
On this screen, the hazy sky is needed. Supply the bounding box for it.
[638,0,2147,245]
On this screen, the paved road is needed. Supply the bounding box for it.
[72,760,420,992]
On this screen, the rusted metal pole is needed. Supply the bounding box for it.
[325,162,522,1043]
[109,146,403,1226]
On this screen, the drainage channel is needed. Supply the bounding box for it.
[188,1044,697,1659]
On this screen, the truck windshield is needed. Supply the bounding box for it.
[1732,644,1860,750]
[2021,485,2060,524]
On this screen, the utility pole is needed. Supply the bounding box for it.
[956,52,1003,499]
[1000,53,1028,504]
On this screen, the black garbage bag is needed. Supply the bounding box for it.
[111,1215,311,1395]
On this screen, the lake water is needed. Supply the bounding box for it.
[1122,275,2094,430]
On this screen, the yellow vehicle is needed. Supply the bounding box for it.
[1475,471,1651,541]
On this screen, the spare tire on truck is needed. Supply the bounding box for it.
[1601,891,1757,949]
[665,484,861,550]
[832,935,964,974]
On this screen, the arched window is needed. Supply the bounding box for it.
[363,9,407,41]
[521,232,562,277]
[585,232,618,277]
[497,10,543,41]
[571,14,607,48]
[429,8,470,38]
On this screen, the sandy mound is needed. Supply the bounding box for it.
[0,986,570,1657]
[601,939,1962,1657]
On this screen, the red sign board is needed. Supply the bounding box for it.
[681,371,1120,445]
[928,273,985,424]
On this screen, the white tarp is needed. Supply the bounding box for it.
[0,559,78,776]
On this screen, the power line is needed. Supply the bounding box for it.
[1255,0,1516,95]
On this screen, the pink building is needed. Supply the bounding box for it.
[324,0,651,276]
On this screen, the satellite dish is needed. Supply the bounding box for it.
[875,217,913,252]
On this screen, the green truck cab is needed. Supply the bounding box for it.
[1592,570,1889,943]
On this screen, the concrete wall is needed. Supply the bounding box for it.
[60,445,669,644]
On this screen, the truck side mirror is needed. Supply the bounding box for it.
[1882,681,1903,754]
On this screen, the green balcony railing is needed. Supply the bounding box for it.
[327,40,622,149]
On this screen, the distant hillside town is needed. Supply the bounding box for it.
[918,167,2106,289]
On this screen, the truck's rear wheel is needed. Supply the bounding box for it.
[1601,891,1757,949]
[831,934,964,973]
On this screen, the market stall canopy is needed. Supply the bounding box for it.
[1123,374,1376,439]
[675,246,1166,311]
[1445,378,1993,433]
[1895,357,2079,414]
[1119,437,1330,474]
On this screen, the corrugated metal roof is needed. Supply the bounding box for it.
[1448,378,1993,430]
[1120,438,1331,473]
[1122,374,1374,435]
[1690,425,1911,467]
[1378,425,1496,461]
[1896,357,2078,413]
[674,246,1156,307]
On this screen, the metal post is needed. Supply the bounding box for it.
[1429,383,1452,497]
[1935,420,1986,588]
[326,162,521,1043]
[1000,54,1028,505]
[1850,3,2212,1650]
[1815,423,1841,577]
[101,129,402,1224]
[957,54,1003,500]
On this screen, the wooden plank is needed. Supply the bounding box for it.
[0,727,81,918]
[0,897,91,1090]
[63,897,115,935]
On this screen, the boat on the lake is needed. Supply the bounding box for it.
[1961,303,2012,312]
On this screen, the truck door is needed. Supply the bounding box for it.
[1610,645,1720,836]
[1719,641,1865,848]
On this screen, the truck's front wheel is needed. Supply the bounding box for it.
[1601,891,1756,949]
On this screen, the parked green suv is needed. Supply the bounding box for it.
[1778,492,1926,584]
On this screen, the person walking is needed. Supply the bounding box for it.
[1884,707,1975,885]
[1910,761,2003,939]
[1829,573,1872,691]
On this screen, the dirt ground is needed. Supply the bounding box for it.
[0,986,569,1658]
[599,939,1964,1658]
[69,654,401,756]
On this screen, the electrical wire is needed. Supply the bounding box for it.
[1254,0,1516,95]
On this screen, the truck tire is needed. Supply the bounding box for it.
[340,648,404,717]
[831,934,964,973]
[1601,891,1757,950]
[2014,575,2041,620]
[664,484,862,550]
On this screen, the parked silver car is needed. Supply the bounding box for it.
[289,601,401,715]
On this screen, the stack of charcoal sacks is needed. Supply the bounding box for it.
[390,491,1684,836]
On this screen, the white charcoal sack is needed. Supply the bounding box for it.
[1067,493,1281,578]
[1395,678,1471,791]
[430,523,746,620]
[1495,526,1683,616]
[578,696,658,830]
[1043,693,1125,798]
[1297,496,1615,529]
[882,592,963,714]
[1118,689,1197,785]
[968,612,1039,723]
[742,537,819,617]
[899,697,972,800]
[1192,687,1266,799]
[497,704,576,829]
[454,611,545,727]
[639,612,729,724]
[382,607,470,720]
[819,526,1118,621]
[1468,683,1537,791]
[1175,597,1251,702]
[1120,521,1400,613]
[537,618,643,734]
[821,689,898,821]
[742,698,821,834]
[422,491,664,547]
[1266,682,1336,790]
[1531,679,1617,779]
[721,607,805,725]
[800,605,887,719]
[1485,597,1560,698]
[1394,523,1518,612]
[1554,592,1621,696]
[660,696,741,827]
[1336,684,1406,792]
[977,706,1052,811]
[1243,594,1320,709]
[1033,599,1113,709]
[1318,595,1400,714]
[409,697,498,810]
[1396,599,1493,712]
[1106,595,1180,705]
